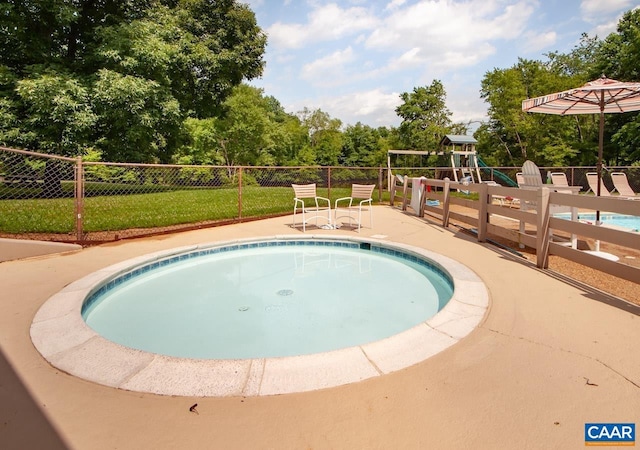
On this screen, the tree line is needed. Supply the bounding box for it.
[478,9,640,168]
[1,2,639,169]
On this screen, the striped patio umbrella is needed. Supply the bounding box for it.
[522,75,640,197]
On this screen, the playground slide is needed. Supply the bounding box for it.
[477,156,518,187]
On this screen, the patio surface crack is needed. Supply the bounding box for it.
[484,327,640,390]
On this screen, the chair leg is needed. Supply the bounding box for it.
[302,207,306,232]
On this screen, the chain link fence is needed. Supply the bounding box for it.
[2,146,638,243]
[0,147,80,240]
[0,147,387,243]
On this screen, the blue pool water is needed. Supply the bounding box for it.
[82,240,454,359]
[554,212,640,232]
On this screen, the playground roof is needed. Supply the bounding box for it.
[440,134,478,145]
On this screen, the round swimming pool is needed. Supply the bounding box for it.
[31,235,489,397]
[82,240,453,359]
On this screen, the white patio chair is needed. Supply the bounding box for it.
[334,184,375,232]
[292,184,331,232]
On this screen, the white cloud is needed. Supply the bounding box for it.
[447,87,490,124]
[385,0,407,11]
[255,0,640,128]
[580,0,634,20]
[366,0,537,72]
[291,89,403,127]
[590,19,621,38]
[393,47,422,67]
[581,3,639,38]
[267,4,379,50]
[243,0,264,8]
[520,30,557,53]
[326,89,403,126]
[301,47,356,86]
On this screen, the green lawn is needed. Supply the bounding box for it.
[0,186,384,234]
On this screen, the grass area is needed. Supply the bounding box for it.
[0,197,76,233]
[0,180,206,200]
[0,186,385,234]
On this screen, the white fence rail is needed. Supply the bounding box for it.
[392,176,640,284]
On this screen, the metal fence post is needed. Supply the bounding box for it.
[74,156,84,241]
[327,167,331,199]
[238,167,243,219]
[378,167,383,202]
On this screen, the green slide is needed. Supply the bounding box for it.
[477,156,518,187]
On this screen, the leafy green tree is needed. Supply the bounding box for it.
[95,3,265,119]
[257,95,309,165]
[298,108,343,166]
[174,118,223,165]
[0,0,266,162]
[341,123,385,166]
[480,58,590,167]
[15,72,96,155]
[480,62,535,164]
[593,9,640,165]
[173,85,314,168]
[395,81,452,150]
[269,115,310,166]
[215,84,271,167]
[92,69,182,163]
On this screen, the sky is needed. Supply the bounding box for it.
[245,0,640,130]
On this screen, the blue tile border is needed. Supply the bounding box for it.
[81,239,454,317]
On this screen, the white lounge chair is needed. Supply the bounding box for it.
[549,172,573,194]
[585,172,611,196]
[334,184,375,232]
[550,172,569,186]
[292,183,332,232]
[611,172,638,198]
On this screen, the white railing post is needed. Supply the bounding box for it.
[477,182,488,242]
[536,187,551,268]
[401,175,408,211]
[442,177,451,227]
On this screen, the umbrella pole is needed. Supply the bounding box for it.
[597,104,604,201]
[595,100,605,251]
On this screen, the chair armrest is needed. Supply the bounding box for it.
[315,196,331,208]
[358,198,372,206]
[334,196,353,208]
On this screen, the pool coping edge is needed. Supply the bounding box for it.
[30,234,489,397]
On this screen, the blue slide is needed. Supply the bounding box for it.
[477,156,518,187]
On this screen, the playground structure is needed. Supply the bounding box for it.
[387,135,518,189]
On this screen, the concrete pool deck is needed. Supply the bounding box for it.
[1,206,639,449]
